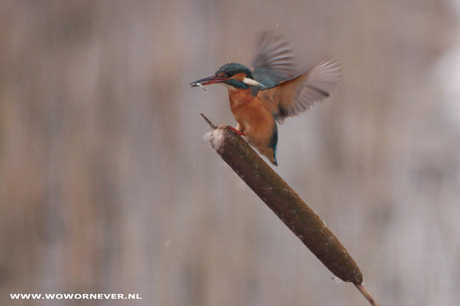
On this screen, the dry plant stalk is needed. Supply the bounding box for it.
[201,113,379,306]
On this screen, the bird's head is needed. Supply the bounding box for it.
[190,63,265,90]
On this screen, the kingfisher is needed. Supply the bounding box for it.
[190,31,341,166]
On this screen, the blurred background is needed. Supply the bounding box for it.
[1,0,459,305]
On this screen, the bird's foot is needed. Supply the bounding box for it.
[228,126,245,136]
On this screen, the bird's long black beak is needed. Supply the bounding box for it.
[190,75,228,87]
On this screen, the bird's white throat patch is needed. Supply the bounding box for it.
[242,77,263,87]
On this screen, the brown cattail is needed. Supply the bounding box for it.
[201,113,379,306]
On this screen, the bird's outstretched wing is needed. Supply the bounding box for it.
[261,58,341,123]
[252,31,298,89]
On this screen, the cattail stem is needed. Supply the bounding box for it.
[201,113,379,305]
[354,283,380,306]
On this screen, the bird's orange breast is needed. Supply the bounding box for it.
[227,89,275,146]
[228,89,267,130]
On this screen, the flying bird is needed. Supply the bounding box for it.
[190,31,341,166]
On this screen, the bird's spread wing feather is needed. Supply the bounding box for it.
[271,58,341,123]
[251,31,297,88]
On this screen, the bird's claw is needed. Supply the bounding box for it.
[228,126,245,136]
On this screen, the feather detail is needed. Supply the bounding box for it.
[258,58,341,123]
[275,58,341,121]
[252,31,298,88]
